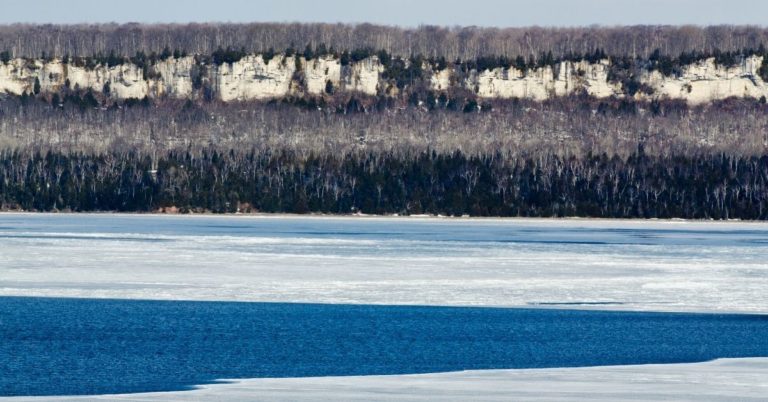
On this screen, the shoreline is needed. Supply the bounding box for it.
[2,210,767,226]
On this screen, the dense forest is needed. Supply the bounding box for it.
[2,148,766,219]
[3,23,768,60]
[1,95,767,218]
[1,23,767,219]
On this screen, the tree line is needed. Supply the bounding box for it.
[3,23,768,62]
[1,148,766,219]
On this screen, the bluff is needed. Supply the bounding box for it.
[1,53,767,104]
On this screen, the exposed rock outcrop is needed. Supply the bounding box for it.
[640,55,766,104]
[1,54,767,104]
[153,56,195,98]
[215,55,296,101]
[304,56,341,95]
[344,57,383,95]
[442,59,616,100]
[0,59,40,94]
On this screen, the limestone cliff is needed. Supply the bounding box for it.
[1,53,767,104]
[639,55,766,104]
[153,56,195,98]
[305,56,341,95]
[344,57,384,95]
[467,60,619,100]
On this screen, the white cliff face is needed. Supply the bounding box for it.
[304,56,341,95]
[430,68,452,91]
[1,54,767,104]
[567,60,619,98]
[215,55,296,101]
[105,63,149,99]
[471,59,619,100]
[639,55,766,104]
[0,59,38,94]
[474,65,552,100]
[467,56,767,103]
[343,57,382,95]
[65,64,103,93]
[39,60,65,92]
[63,63,147,98]
[152,56,195,98]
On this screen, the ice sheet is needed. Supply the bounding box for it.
[8,358,768,401]
[1,213,767,313]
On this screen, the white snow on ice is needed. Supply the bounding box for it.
[1,213,766,313]
[7,358,768,401]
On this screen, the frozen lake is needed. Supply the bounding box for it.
[1,213,767,313]
[1,213,767,400]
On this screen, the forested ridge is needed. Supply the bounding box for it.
[2,96,767,218]
[1,23,768,218]
[5,23,768,89]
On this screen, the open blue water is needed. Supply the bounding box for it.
[1,297,767,396]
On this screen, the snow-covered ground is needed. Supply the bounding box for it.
[8,358,768,401]
[1,214,767,313]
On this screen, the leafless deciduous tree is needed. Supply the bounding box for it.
[1,97,766,158]
[2,23,767,60]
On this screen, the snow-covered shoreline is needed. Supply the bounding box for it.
[3,210,768,224]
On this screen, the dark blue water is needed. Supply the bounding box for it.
[1,297,767,396]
